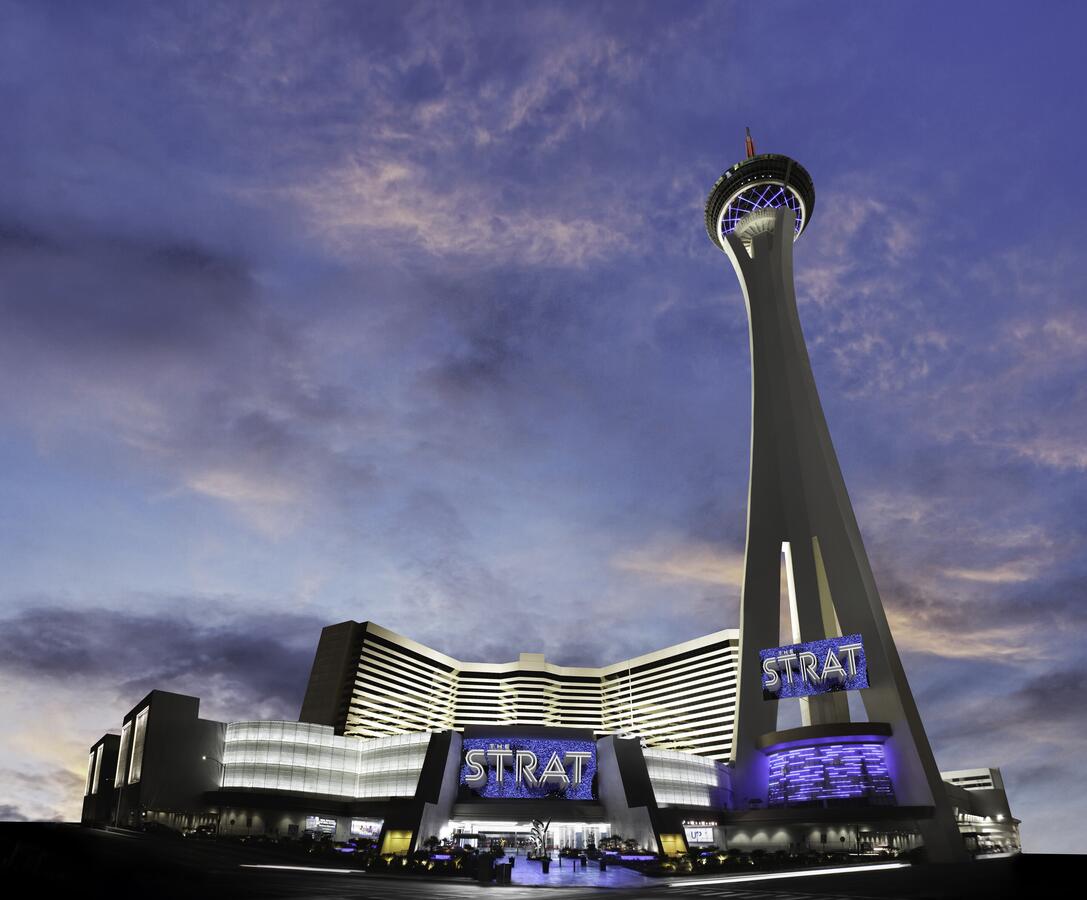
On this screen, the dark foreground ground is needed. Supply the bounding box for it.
[0,823,1076,900]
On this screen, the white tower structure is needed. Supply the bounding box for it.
[705,137,968,861]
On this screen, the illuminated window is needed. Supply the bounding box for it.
[720,182,804,237]
[85,750,96,795]
[91,746,103,794]
[129,708,149,784]
[115,721,132,786]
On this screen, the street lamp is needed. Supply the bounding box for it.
[201,754,226,790]
[200,755,226,836]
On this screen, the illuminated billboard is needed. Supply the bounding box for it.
[459,736,596,800]
[760,634,868,700]
[305,815,336,834]
[350,818,382,838]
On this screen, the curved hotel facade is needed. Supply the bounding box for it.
[81,138,1021,860]
[300,621,739,762]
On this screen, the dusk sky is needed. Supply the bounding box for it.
[1,1,1085,852]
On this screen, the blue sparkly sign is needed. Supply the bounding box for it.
[760,634,868,700]
[459,737,596,800]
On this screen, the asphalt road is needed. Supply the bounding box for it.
[0,824,1067,899]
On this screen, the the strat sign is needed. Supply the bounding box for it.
[760,634,869,700]
[459,736,596,800]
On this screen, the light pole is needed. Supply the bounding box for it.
[201,755,225,834]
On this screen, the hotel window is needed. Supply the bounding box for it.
[115,721,132,786]
[92,745,103,794]
[85,750,97,795]
[128,708,149,784]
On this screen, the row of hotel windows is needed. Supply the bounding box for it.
[945,775,997,790]
[349,638,738,707]
[342,637,739,761]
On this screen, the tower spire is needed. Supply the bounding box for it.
[744,126,756,159]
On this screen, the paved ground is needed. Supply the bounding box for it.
[492,853,652,887]
[0,823,1073,899]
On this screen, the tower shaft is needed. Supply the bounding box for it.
[724,206,967,862]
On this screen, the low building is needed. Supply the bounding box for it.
[80,733,119,826]
[81,622,1018,858]
[940,768,1021,854]
[92,690,224,832]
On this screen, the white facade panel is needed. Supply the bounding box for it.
[222,721,430,801]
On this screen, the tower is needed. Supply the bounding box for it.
[705,136,967,861]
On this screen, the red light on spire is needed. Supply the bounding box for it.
[745,127,756,159]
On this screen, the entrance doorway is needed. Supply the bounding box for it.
[445,820,610,854]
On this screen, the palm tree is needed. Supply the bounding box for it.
[529,818,551,856]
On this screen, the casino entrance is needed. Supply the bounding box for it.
[441,818,652,888]
[444,819,611,852]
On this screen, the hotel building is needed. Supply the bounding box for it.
[299,621,738,762]
[81,136,1021,861]
[81,621,1019,857]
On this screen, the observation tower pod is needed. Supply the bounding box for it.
[705,138,968,862]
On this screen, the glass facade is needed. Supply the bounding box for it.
[222,721,430,799]
[643,747,727,807]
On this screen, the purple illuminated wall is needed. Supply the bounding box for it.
[767,742,895,807]
[459,736,596,800]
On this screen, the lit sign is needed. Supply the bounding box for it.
[760,634,868,700]
[350,818,382,838]
[460,737,596,800]
[305,815,336,834]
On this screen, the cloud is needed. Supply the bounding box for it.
[873,560,1087,663]
[0,0,1084,855]
[0,218,386,534]
[890,613,1041,662]
[0,804,29,822]
[791,180,953,398]
[0,223,254,361]
[940,564,1035,584]
[270,154,631,267]
[924,665,1087,762]
[612,540,745,587]
[0,604,323,722]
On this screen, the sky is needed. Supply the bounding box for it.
[1,0,1085,852]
